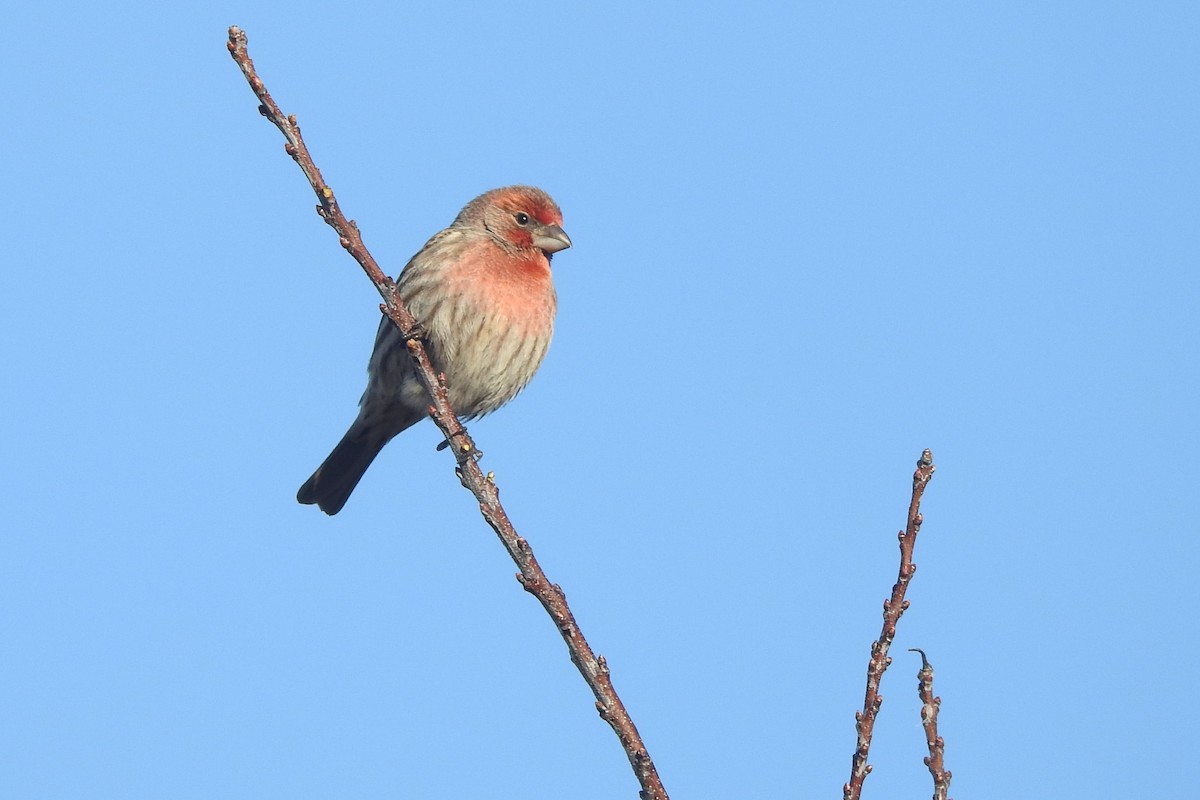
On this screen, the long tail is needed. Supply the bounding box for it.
[297,413,420,515]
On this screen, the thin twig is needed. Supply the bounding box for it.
[843,449,936,800]
[226,26,668,800]
[909,649,953,800]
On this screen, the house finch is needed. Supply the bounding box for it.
[297,185,571,515]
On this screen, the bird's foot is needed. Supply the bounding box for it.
[436,427,483,461]
[400,321,427,344]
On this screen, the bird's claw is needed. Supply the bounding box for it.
[436,428,483,461]
[400,321,426,344]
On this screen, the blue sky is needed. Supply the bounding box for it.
[3,2,1197,797]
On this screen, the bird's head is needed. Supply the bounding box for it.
[461,185,572,257]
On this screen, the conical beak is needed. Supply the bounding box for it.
[533,223,572,254]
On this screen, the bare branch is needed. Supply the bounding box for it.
[226,26,668,800]
[843,449,936,800]
[909,649,953,800]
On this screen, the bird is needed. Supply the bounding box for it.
[297,185,571,515]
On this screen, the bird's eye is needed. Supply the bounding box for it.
[514,212,530,225]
